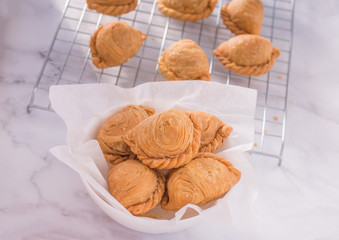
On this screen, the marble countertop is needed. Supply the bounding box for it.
[1,0,339,239]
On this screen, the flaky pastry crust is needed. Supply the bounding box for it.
[89,21,146,69]
[221,0,264,35]
[161,152,241,211]
[190,111,233,153]
[157,0,218,22]
[87,0,138,16]
[97,105,155,164]
[158,39,210,81]
[123,110,202,169]
[107,160,165,215]
[213,34,280,76]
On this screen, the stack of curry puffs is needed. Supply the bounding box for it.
[97,105,241,216]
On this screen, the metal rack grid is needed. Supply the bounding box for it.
[27,0,295,165]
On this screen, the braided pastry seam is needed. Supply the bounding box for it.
[89,25,107,69]
[87,0,137,16]
[199,132,224,153]
[127,171,165,215]
[134,113,202,169]
[139,120,201,169]
[214,48,281,76]
[220,3,248,35]
[157,0,217,22]
[158,53,180,81]
[199,124,233,153]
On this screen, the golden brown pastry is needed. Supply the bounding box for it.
[158,40,210,81]
[213,34,280,76]
[123,110,202,169]
[221,0,264,35]
[157,0,218,22]
[161,152,241,211]
[90,21,146,69]
[107,159,165,216]
[97,105,155,165]
[87,0,138,16]
[190,111,233,153]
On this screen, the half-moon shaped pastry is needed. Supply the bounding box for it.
[190,111,233,153]
[107,159,165,216]
[87,0,138,16]
[161,152,241,211]
[123,110,202,169]
[213,34,280,76]
[221,0,264,35]
[90,21,146,69]
[97,105,155,165]
[158,40,210,81]
[157,0,218,22]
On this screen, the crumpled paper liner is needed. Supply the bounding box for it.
[49,81,258,233]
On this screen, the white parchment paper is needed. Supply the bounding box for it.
[49,81,258,233]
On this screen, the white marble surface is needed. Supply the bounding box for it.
[1,0,339,239]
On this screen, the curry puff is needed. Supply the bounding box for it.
[123,110,201,169]
[107,160,165,216]
[158,39,210,81]
[214,34,280,76]
[87,0,138,16]
[157,0,218,22]
[90,21,146,69]
[161,152,241,211]
[190,111,233,153]
[97,105,155,165]
[221,0,264,35]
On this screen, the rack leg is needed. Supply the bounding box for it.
[27,105,32,114]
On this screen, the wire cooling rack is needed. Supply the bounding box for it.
[27,0,295,165]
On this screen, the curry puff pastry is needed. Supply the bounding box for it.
[97,105,155,165]
[123,110,201,169]
[161,152,241,211]
[87,0,138,16]
[107,160,165,215]
[190,111,233,153]
[90,21,146,69]
[221,0,264,35]
[214,34,280,76]
[158,40,210,81]
[157,0,218,22]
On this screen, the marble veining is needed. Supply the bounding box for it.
[1,0,339,239]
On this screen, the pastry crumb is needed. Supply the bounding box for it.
[273,116,278,121]
[253,142,257,147]
[248,152,253,155]
[151,37,156,41]
[278,75,283,79]
[264,129,268,134]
